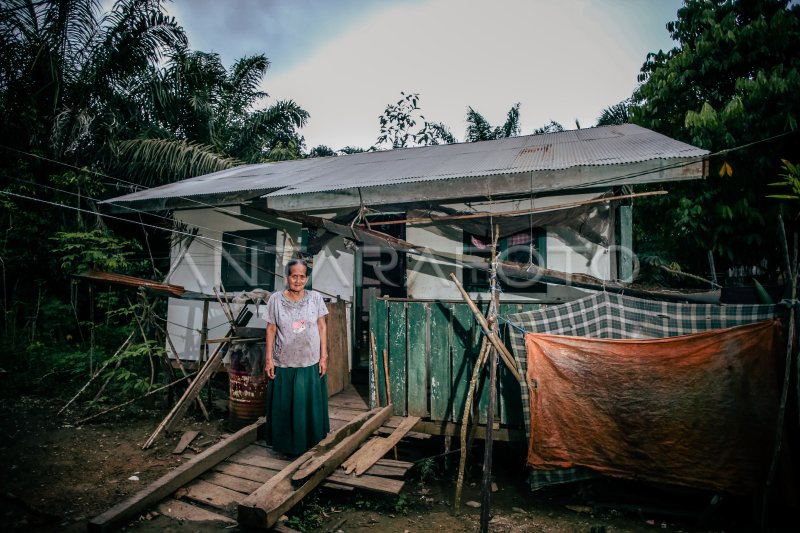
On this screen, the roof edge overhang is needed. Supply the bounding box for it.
[102,189,276,215]
[264,157,706,211]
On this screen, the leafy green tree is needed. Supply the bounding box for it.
[532,120,564,135]
[0,1,311,397]
[308,145,336,158]
[631,0,800,274]
[374,92,456,149]
[339,146,365,155]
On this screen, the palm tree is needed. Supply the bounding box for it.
[116,48,309,184]
[0,0,187,170]
[464,103,521,141]
[596,99,631,126]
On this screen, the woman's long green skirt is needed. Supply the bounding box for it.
[265,363,330,455]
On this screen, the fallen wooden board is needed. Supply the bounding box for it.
[327,472,403,494]
[222,447,406,482]
[202,471,262,494]
[247,441,415,474]
[292,407,393,483]
[182,479,245,511]
[238,406,392,529]
[87,418,263,533]
[157,499,236,525]
[229,442,399,492]
[342,416,420,475]
[328,407,430,439]
[214,461,277,483]
[172,430,200,454]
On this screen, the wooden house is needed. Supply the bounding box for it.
[104,124,708,436]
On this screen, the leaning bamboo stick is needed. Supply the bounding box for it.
[762,233,798,530]
[143,308,251,449]
[453,336,489,513]
[448,273,521,382]
[58,329,136,416]
[156,320,209,420]
[75,373,194,426]
[370,331,380,408]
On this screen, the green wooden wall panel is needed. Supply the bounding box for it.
[406,302,429,417]
[450,304,477,423]
[429,302,451,421]
[366,299,542,426]
[388,302,408,416]
[372,298,388,407]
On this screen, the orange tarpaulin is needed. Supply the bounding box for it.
[524,319,781,494]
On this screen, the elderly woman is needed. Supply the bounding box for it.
[264,259,330,455]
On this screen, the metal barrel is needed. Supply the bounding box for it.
[227,331,267,431]
[228,368,267,430]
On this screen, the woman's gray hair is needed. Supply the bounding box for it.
[285,258,309,276]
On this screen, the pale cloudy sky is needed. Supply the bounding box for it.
[167,0,683,151]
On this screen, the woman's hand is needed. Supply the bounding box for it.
[265,323,277,379]
[319,355,328,376]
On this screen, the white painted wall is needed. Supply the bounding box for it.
[312,236,355,301]
[405,193,608,302]
[165,207,284,361]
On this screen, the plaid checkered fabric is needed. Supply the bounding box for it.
[506,291,781,490]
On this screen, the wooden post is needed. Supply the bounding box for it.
[762,232,798,531]
[480,225,500,533]
[199,299,210,364]
[617,204,633,282]
[453,337,489,513]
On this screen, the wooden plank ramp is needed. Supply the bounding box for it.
[88,387,418,531]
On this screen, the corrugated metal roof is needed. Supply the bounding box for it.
[106,124,707,205]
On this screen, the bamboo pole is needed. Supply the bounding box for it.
[453,336,489,513]
[155,320,209,420]
[448,273,521,382]
[142,308,251,449]
[480,225,501,533]
[363,190,668,226]
[370,331,380,408]
[58,330,136,416]
[762,233,798,531]
[75,373,194,426]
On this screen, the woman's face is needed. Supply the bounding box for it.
[287,263,308,292]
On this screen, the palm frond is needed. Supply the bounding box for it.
[465,106,493,142]
[116,138,242,186]
[501,103,521,138]
[596,99,631,126]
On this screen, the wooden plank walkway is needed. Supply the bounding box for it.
[90,386,416,531]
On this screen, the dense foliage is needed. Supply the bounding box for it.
[630,0,800,277]
[0,0,308,401]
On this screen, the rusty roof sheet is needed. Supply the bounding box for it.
[105,124,707,205]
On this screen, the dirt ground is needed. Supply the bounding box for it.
[0,394,786,532]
